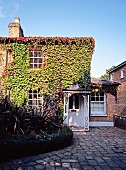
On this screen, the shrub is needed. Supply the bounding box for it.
[0,126,73,162]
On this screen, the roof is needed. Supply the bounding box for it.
[62,84,91,93]
[0,36,95,45]
[91,77,120,86]
[63,77,120,93]
[108,60,126,73]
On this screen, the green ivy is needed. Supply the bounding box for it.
[2,37,95,106]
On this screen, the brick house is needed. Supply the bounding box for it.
[90,77,120,127]
[89,61,126,127]
[0,18,121,131]
[108,61,126,116]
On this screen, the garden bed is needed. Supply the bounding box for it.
[0,126,73,162]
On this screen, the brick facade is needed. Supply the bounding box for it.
[90,93,116,122]
[108,61,126,116]
[90,61,126,124]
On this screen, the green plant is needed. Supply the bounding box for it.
[1,37,95,107]
[0,126,73,162]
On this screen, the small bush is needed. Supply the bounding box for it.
[0,126,73,162]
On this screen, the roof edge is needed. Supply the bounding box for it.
[108,60,126,73]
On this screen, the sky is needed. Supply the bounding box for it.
[0,0,126,78]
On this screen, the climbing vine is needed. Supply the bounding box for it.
[0,37,95,106]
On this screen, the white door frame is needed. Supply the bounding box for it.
[63,90,90,131]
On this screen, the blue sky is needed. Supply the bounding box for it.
[0,0,126,78]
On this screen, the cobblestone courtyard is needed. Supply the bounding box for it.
[0,127,126,170]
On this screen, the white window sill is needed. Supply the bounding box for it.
[90,114,107,117]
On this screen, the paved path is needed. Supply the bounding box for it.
[0,127,126,170]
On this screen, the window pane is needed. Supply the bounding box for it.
[29,89,32,93]
[37,51,41,57]
[29,94,32,99]
[69,95,73,109]
[34,51,37,57]
[30,64,33,68]
[39,58,42,63]
[34,94,37,99]
[91,96,95,101]
[34,58,37,63]
[75,95,79,109]
[38,100,42,105]
[30,58,33,63]
[33,99,37,105]
[34,64,38,68]
[28,100,32,105]
[100,96,104,101]
[33,90,37,94]
[96,96,99,101]
[30,51,33,57]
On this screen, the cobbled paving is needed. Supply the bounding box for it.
[0,127,126,170]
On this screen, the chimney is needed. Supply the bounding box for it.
[8,17,24,37]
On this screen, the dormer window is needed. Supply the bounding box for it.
[30,51,43,68]
[120,70,124,79]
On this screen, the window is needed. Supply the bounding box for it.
[30,51,43,68]
[120,70,124,79]
[69,94,79,110]
[91,91,106,116]
[28,89,43,108]
[110,74,114,81]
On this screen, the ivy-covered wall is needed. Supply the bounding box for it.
[0,37,95,106]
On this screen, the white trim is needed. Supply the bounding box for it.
[63,90,91,94]
[110,74,114,81]
[91,94,106,116]
[89,122,114,127]
[90,115,107,117]
[120,70,124,79]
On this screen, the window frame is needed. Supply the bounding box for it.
[110,74,114,81]
[29,50,43,68]
[90,91,106,116]
[28,89,43,109]
[120,70,124,79]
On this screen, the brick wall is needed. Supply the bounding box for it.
[108,64,126,116]
[90,93,116,122]
[115,81,126,116]
[109,64,126,83]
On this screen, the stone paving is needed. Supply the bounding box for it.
[0,127,126,170]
